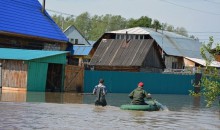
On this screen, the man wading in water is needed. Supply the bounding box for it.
[93,79,107,106]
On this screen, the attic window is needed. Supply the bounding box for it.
[70,38,74,43]
[116,35,120,39]
[121,35,124,39]
[140,35,143,39]
[75,39,78,44]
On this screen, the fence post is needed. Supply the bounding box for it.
[194,73,202,94]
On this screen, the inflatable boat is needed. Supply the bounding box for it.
[120,99,162,111]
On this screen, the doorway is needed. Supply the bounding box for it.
[46,63,63,92]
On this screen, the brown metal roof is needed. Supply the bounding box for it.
[90,39,155,66]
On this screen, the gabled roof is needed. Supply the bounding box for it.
[108,27,202,59]
[0,0,68,42]
[90,39,161,66]
[0,48,68,61]
[185,57,220,68]
[64,25,90,45]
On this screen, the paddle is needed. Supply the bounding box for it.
[146,94,169,111]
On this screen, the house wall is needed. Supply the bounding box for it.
[215,55,220,62]
[65,27,89,45]
[165,56,183,69]
[0,35,67,51]
[141,45,164,72]
[184,58,195,67]
[0,60,27,90]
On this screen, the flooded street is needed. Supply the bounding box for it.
[0,90,220,130]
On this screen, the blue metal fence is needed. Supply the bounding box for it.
[84,70,195,95]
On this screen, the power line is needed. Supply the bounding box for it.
[203,0,220,4]
[46,9,76,17]
[159,0,220,15]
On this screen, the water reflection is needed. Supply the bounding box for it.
[0,89,219,130]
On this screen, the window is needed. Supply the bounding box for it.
[75,39,78,44]
[140,35,143,39]
[116,35,120,39]
[70,38,74,43]
[121,35,124,39]
[135,35,139,39]
[172,62,177,69]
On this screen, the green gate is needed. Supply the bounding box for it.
[27,62,48,91]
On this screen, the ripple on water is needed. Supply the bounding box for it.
[0,102,219,130]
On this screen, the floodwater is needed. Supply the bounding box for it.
[0,89,219,130]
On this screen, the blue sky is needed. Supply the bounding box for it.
[39,0,220,43]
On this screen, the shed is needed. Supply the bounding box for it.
[90,39,165,72]
[0,48,68,92]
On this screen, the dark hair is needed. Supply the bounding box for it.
[99,79,104,83]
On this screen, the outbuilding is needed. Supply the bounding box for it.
[0,48,68,92]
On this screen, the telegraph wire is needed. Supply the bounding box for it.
[159,0,220,15]
[45,9,220,41]
[203,0,220,4]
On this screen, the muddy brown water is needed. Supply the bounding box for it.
[0,90,219,130]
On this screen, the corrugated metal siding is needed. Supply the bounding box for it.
[31,53,67,64]
[90,39,154,66]
[0,0,68,42]
[0,48,68,61]
[27,62,48,91]
[84,70,194,94]
[73,45,92,55]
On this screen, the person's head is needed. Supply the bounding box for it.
[138,82,144,87]
[99,79,104,84]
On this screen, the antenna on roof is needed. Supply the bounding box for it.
[126,31,129,43]
[42,0,46,13]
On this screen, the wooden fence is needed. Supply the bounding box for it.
[64,65,84,92]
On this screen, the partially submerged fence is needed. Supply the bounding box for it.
[84,70,195,94]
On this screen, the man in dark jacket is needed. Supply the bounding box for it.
[129,82,151,105]
[93,79,107,106]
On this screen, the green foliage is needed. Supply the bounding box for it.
[199,36,220,107]
[51,12,189,41]
[127,16,152,28]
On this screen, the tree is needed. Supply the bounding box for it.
[198,36,220,107]
[175,27,188,37]
[127,16,152,28]
[74,12,92,39]
[152,19,162,31]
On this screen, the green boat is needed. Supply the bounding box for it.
[120,99,161,111]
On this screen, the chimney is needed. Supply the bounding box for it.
[42,0,46,13]
[126,31,128,43]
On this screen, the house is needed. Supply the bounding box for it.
[64,25,90,45]
[0,0,69,92]
[90,39,165,72]
[91,27,220,72]
[66,44,92,66]
[64,25,93,67]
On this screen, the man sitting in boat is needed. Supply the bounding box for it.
[129,82,151,105]
[93,79,107,106]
